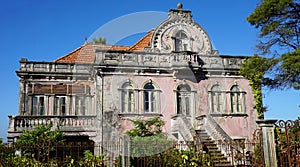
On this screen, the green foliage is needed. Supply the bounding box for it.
[15,124,64,162]
[76,150,106,167]
[125,116,165,137]
[129,134,175,157]
[165,149,211,167]
[240,55,277,118]
[129,147,211,167]
[246,0,300,90]
[92,36,106,44]
[124,116,212,166]
[247,0,299,51]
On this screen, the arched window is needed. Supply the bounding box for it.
[143,83,156,113]
[121,82,135,113]
[176,84,191,115]
[211,85,223,113]
[175,31,189,51]
[230,85,244,113]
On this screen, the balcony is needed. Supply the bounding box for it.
[18,61,92,74]
[8,115,97,138]
[95,51,246,70]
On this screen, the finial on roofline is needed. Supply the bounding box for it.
[177,3,183,10]
[84,37,88,45]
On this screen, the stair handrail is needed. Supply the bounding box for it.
[196,115,231,141]
[172,115,195,143]
[197,115,246,165]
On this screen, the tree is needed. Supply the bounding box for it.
[244,0,300,89]
[125,116,165,137]
[15,124,64,162]
[92,36,106,44]
[125,117,211,166]
[125,116,175,158]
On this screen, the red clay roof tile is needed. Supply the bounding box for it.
[54,31,153,64]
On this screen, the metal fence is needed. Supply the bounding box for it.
[275,119,300,167]
[0,139,264,167]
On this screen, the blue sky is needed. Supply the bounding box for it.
[0,0,299,141]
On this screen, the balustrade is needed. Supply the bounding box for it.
[19,62,91,73]
[11,115,96,132]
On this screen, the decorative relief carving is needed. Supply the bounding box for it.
[210,58,223,67]
[122,54,135,62]
[143,55,156,62]
[228,58,241,66]
[151,18,213,54]
[159,56,169,63]
[104,53,119,61]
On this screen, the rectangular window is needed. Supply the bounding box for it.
[54,96,66,115]
[32,96,45,115]
[75,96,86,115]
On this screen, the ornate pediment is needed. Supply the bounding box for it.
[148,3,216,55]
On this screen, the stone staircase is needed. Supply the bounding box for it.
[196,129,233,167]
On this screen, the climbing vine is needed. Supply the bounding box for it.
[239,55,277,119]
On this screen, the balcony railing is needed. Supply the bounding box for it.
[19,61,92,73]
[8,115,97,132]
[96,51,245,69]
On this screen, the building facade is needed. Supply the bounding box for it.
[8,5,258,146]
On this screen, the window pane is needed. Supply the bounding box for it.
[54,97,59,115]
[185,97,190,115]
[144,83,154,113]
[177,85,191,115]
[177,93,182,114]
[32,97,38,115]
[231,93,236,113]
[39,97,44,115]
[218,93,222,112]
[61,97,66,115]
[129,91,134,113]
[212,93,217,113]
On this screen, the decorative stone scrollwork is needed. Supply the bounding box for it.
[149,7,215,55]
[143,55,156,62]
[122,54,135,62]
[104,53,119,61]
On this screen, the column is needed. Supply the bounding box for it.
[256,119,278,167]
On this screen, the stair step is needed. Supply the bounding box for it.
[196,128,233,167]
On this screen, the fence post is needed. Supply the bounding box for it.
[256,119,277,167]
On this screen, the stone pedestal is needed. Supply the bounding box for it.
[256,119,278,167]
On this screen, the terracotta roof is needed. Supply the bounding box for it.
[54,31,153,64]
[99,45,131,51]
[54,44,99,64]
[128,30,153,52]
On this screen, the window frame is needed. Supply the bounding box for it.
[176,84,192,116]
[174,31,190,51]
[75,96,87,116]
[120,82,136,113]
[143,83,160,113]
[210,85,224,113]
[54,96,66,116]
[230,85,245,114]
[32,95,45,116]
